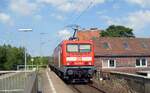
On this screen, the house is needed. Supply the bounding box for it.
[76,30,150,73]
[77,28,100,40]
[94,37,150,73]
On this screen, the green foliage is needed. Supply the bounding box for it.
[0,44,51,70]
[0,44,26,70]
[28,56,49,66]
[49,56,53,64]
[100,25,135,37]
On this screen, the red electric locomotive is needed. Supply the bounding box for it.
[50,39,95,83]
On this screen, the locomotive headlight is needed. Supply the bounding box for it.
[82,57,92,61]
[66,57,77,61]
[67,70,73,75]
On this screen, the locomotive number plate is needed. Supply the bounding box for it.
[77,57,82,61]
[75,62,83,65]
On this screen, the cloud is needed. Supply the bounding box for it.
[34,15,42,20]
[126,0,150,8]
[96,10,107,15]
[101,15,122,26]
[9,0,105,16]
[112,3,120,10]
[102,10,150,31]
[51,13,64,20]
[126,10,150,30]
[57,29,72,40]
[10,0,38,16]
[39,0,105,12]
[0,13,13,25]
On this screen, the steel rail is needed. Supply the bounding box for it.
[71,85,82,93]
[87,84,106,93]
[69,84,107,93]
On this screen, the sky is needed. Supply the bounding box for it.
[0,0,150,56]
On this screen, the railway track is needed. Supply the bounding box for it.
[69,83,106,93]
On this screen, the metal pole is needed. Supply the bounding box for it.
[31,58,34,69]
[39,37,41,70]
[25,48,27,71]
[32,60,33,69]
[18,28,32,71]
[39,33,47,66]
[40,33,47,57]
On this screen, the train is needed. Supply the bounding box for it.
[49,39,95,83]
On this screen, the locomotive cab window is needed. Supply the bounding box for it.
[67,44,91,52]
[67,44,78,52]
[79,44,91,52]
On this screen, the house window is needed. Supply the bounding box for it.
[102,42,110,49]
[141,42,148,49]
[123,42,129,49]
[92,37,97,40]
[136,58,147,67]
[109,59,115,67]
[136,59,140,66]
[102,59,116,68]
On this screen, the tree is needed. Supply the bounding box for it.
[0,45,7,69]
[30,56,49,66]
[0,44,27,70]
[100,25,135,37]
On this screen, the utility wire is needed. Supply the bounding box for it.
[71,0,95,24]
[56,0,95,40]
[62,0,77,26]
[60,0,95,29]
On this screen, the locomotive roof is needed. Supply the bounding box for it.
[61,40,93,44]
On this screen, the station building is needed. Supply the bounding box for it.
[77,29,150,73]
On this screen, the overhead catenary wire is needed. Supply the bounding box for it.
[62,0,95,28]
[62,0,79,28]
[55,0,96,42]
[70,0,95,24]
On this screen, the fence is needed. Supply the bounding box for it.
[0,71,38,93]
[17,65,47,71]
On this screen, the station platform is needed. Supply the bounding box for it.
[41,68,74,93]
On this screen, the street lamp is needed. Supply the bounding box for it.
[39,33,50,67]
[40,33,48,57]
[18,29,32,32]
[18,28,32,71]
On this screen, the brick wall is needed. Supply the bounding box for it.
[95,57,150,73]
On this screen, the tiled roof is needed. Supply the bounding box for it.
[94,37,150,57]
[77,29,100,40]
